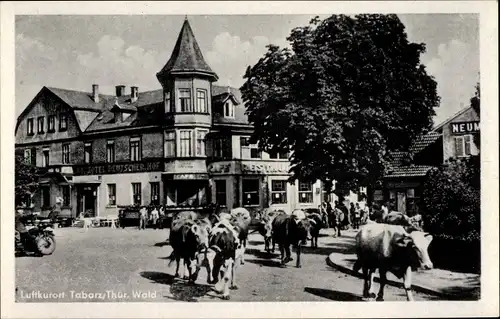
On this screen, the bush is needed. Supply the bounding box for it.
[421,156,480,272]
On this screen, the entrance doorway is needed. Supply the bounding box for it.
[77,185,98,217]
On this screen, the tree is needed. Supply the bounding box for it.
[421,157,480,242]
[15,155,42,207]
[241,14,440,192]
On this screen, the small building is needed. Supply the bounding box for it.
[370,105,480,215]
[15,17,360,218]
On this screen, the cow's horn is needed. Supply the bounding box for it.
[309,218,316,225]
[210,245,222,253]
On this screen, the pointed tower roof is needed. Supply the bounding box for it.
[157,17,218,82]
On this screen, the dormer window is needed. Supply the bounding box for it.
[37,116,45,134]
[48,115,55,132]
[178,89,192,112]
[224,100,235,118]
[27,118,34,135]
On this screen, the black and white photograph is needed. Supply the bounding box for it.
[1,1,498,318]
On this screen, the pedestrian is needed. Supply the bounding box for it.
[139,206,147,230]
[354,203,361,229]
[158,206,165,229]
[150,206,159,229]
[333,202,343,237]
[326,201,333,228]
[349,203,356,229]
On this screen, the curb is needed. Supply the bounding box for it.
[325,254,464,300]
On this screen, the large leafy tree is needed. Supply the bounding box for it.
[15,154,42,207]
[241,14,439,192]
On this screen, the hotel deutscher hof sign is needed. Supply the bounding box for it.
[73,160,163,176]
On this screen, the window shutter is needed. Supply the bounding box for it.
[464,135,472,155]
[454,137,464,157]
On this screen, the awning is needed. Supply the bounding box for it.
[162,173,209,180]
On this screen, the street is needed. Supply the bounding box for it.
[15,227,440,302]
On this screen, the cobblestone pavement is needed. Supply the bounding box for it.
[15,227,441,302]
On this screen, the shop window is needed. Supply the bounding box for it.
[196,129,208,156]
[150,182,160,205]
[84,142,92,164]
[242,178,260,206]
[179,130,193,157]
[48,115,55,132]
[269,151,289,159]
[59,113,68,131]
[62,143,70,164]
[132,183,141,206]
[215,180,227,206]
[129,137,141,161]
[196,89,208,113]
[298,181,313,203]
[165,131,176,157]
[271,180,287,204]
[27,118,34,135]
[41,187,50,207]
[62,185,71,206]
[42,149,50,167]
[37,116,45,134]
[454,135,473,157]
[241,137,261,159]
[178,89,192,112]
[106,140,115,163]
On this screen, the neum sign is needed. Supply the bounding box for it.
[451,121,480,134]
[74,160,162,175]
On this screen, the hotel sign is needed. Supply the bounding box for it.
[451,121,480,135]
[73,160,163,176]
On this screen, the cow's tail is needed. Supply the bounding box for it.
[167,251,176,267]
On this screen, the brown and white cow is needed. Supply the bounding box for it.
[257,208,283,253]
[353,223,434,301]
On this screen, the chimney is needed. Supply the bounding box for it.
[92,84,99,103]
[115,85,126,97]
[131,86,138,103]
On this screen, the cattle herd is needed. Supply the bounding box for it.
[164,206,433,301]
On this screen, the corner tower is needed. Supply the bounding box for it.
[157,17,218,127]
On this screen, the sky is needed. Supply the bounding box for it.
[15,14,479,126]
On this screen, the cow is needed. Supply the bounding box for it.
[172,210,198,224]
[272,212,313,268]
[257,209,283,253]
[194,223,239,300]
[306,212,326,249]
[353,223,434,301]
[382,211,423,231]
[167,218,209,283]
[228,207,251,265]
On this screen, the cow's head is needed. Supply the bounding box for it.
[296,218,313,243]
[396,231,434,270]
[190,223,210,251]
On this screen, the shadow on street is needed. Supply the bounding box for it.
[304,287,363,301]
[245,258,283,268]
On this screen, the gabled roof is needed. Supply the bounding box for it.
[385,165,435,178]
[432,106,473,132]
[46,87,113,111]
[157,18,218,81]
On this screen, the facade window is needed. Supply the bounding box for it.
[132,183,141,206]
[242,178,260,206]
[196,129,208,156]
[454,135,473,157]
[406,188,420,216]
[298,181,313,203]
[107,184,116,206]
[241,137,261,159]
[196,89,207,113]
[129,137,141,161]
[59,113,68,131]
[42,149,50,167]
[61,185,71,206]
[271,180,287,204]
[165,131,176,157]
[178,89,192,112]
[224,100,235,118]
[212,137,232,159]
[62,143,70,164]
[165,91,172,113]
[37,117,45,134]
[41,187,50,207]
[150,182,160,205]
[215,180,227,206]
[388,190,397,211]
[179,130,193,157]
[106,140,115,163]
[269,150,289,159]
[27,118,34,135]
[48,115,55,132]
[84,142,92,164]
[24,148,32,164]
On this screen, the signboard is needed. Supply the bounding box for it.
[451,121,480,135]
[171,173,209,180]
[73,160,163,176]
[242,162,290,175]
[207,162,233,175]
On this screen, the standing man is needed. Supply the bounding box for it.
[139,206,147,230]
[353,203,361,229]
[150,206,159,229]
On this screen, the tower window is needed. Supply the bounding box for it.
[178,89,192,112]
[196,89,208,113]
